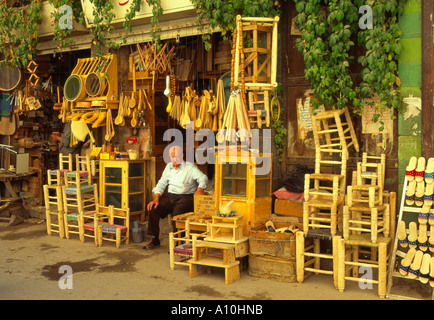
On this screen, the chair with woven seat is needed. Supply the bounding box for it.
[97,205,130,249]
[43,184,64,238]
[303,173,346,237]
[47,153,73,186]
[343,203,390,244]
[337,234,391,298]
[62,170,98,242]
[169,220,208,270]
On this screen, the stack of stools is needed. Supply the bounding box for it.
[297,107,359,286]
[62,154,99,245]
[43,153,73,238]
[188,215,248,284]
[338,153,392,298]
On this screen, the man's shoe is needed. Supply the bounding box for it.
[143,240,160,250]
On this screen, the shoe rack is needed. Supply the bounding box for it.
[387,156,434,300]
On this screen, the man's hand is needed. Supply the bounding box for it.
[195,187,205,195]
[147,194,160,211]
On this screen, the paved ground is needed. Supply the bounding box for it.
[0,207,430,304]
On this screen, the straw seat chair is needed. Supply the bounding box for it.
[97,205,130,249]
[337,234,391,298]
[43,184,64,238]
[303,173,346,237]
[169,220,208,270]
[47,153,73,186]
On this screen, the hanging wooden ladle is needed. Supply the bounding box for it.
[129,65,137,108]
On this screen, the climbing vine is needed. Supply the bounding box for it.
[0,0,42,68]
[271,86,287,163]
[49,0,84,50]
[88,0,119,59]
[294,0,407,125]
[355,0,406,124]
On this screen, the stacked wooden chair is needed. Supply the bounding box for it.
[297,107,359,286]
[43,184,64,239]
[62,154,99,244]
[43,153,73,238]
[338,152,392,298]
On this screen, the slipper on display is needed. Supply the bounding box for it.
[419,253,431,284]
[429,235,434,253]
[418,224,428,251]
[415,157,426,182]
[418,204,430,225]
[398,220,408,248]
[406,156,417,181]
[424,182,434,206]
[405,180,416,206]
[430,257,434,287]
[408,250,423,279]
[408,222,418,249]
[425,158,434,184]
[415,181,425,207]
[399,247,416,276]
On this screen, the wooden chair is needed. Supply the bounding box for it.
[97,205,130,248]
[296,230,341,288]
[47,153,73,186]
[43,184,64,238]
[310,108,359,155]
[337,234,391,298]
[343,203,390,244]
[62,171,98,242]
[169,220,207,270]
[303,173,346,237]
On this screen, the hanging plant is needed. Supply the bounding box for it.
[271,85,287,163]
[88,0,119,60]
[49,0,84,50]
[294,0,359,110]
[294,0,407,126]
[190,0,285,50]
[0,0,42,68]
[355,0,406,124]
[147,0,163,50]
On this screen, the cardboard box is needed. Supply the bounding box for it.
[274,198,303,217]
[194,194,215,216]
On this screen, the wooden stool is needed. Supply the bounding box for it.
[206,215,245,242]
[337,234,391,298]
[343,204,390,244]
[43,184,64,238]
[189,239,240,284]
[296,230,341,288]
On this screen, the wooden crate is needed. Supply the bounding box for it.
[274,199,303,218]
[249,222,297,259]
[248,254,296,283]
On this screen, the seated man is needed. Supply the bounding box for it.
[144,145,208,249]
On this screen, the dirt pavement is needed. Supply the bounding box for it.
[0,206,416,302]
